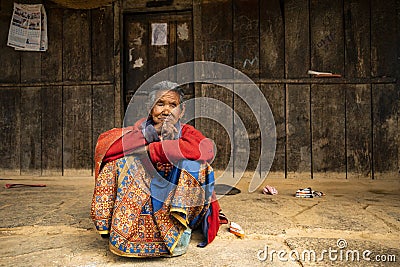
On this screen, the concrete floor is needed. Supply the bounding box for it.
[0,173,399,267]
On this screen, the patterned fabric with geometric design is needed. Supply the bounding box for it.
[91,155,215,257]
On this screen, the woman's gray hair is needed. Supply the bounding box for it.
[147,81,185,109]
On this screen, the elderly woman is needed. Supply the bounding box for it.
[91,81,222,257]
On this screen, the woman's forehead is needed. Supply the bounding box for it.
[155,90,180,101]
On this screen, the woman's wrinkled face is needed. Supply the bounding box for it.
[150,90,183,126]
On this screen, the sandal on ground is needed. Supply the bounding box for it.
[262,185,278,195]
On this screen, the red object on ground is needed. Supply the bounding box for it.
[4,184,46,189]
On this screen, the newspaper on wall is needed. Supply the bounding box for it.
[7,3,48,51]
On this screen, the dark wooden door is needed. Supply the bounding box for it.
[123,11,194,116]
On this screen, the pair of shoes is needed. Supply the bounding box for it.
[262,185,278,195]
[295,187,313,198]
[295,187,325,198]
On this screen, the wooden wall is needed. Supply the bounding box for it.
[0,0,398,179]
[197,0,399,179]
[0,0,118,176]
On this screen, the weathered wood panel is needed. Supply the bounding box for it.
[310,0,345,178]
[124,16,148,126]
[123,0,192,10]
[371,0,397,78]
[41,86,63,176]
[311,84,346,177]
[20,87,41,175]
[310,0,344,75]
[63,86,92,176]
[201,0,233,74]
[92,6,114,81]
[372,84,398,178]
[148,14,171,79]
[21,52,41,83]
[343,1,372,179]
[232,0,259,174]
[233,84,260,172]
[63,9,91,81]
[175,13,194,124]
[261,84,285,174]
[0,0,20,83]
[41,8,63,82]
[0,88,21,174]
[197,0,234,173]
[40,8,63,176]
[285,0,311,178]
[284,0,309,78]
[198,84,233,173]
[93,84,115,169]
[286,85,311,177]
[234,0,259,78]
[346,84,372,178]
[62,9,92,176]
[344,0,370,78]
[259,0,284,78]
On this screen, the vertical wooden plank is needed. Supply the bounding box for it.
[63,86,92,176]
[311,85,346,178]
[310,0,345,178]
[63,9,91,81]
[261,84,285,173]
[371,0,397,78]
[233,0,259,78]
[310,0,344,75]
[21,52,41,83]
[20,87,41,175]
[0,0,20,83]
[198,0,233,172]
[201,0,233,73]
[372,84,398,179]
[0,88,21,175]
[63,9,92,176]
[176,13,194,125]
[233,84,260,173]
[285,0,311,178]
[346,84,372,179]
[41,7,63,175]
[286,85,311,177]
[92,6,114,81]
[124,15,148,126]
[197,84,233,173]
[260,0,284,78]
[148,13,171,78]
[168,14,177,82]
[285,0,309,78]
[344,1,372,179]
[41,8,63,82]
[232,0,259,175]
[176,14,193,66]
[41,86,62,176]
[93,84,115,171]
[344,0,370,78]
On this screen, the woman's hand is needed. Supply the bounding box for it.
[160,121,178,140]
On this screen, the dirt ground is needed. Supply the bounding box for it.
[0,172,399,267]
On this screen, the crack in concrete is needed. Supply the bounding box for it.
[0,247,64,259]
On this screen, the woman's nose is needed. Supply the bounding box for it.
[162,106,172,115]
